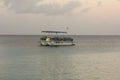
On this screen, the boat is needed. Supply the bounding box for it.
[40,31,75,46]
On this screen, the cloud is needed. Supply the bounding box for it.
[117,0,120,1]
[81,7,91,13]
[80,0,102,13]
[3,0,81,15]
[97,1,102,7]
[3,0,42,12]
[0,0,4,8]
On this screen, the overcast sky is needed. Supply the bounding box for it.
[0,0,120,35]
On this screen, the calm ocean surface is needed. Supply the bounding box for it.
[0,35,120,80]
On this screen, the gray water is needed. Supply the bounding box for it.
[0,35,120,80]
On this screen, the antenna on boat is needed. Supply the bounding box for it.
[66,27,69,35]
[66,27,69,31]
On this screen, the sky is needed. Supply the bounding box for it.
[0,0,120,35]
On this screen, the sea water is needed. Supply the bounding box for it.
[0,35,120,80]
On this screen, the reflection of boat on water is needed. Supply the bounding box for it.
[40,31,75,46]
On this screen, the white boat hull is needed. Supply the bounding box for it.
[40,40,48,46]
[40,40,75,46]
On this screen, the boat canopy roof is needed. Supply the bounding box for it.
[41,31,67,34]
